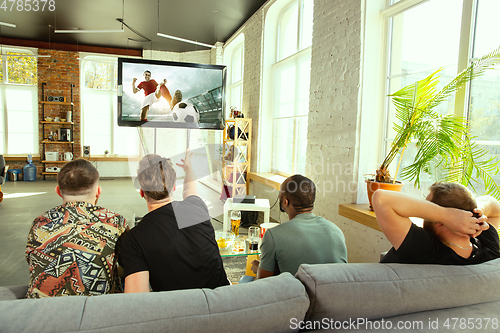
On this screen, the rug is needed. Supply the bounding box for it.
[222,256,247,284]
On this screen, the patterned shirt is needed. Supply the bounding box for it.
[26,202,126,298]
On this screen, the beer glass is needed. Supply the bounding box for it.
[248,226,260,252]
[230,210,241,236]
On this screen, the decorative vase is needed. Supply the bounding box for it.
[366,179,404,210]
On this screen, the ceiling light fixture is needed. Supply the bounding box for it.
[156,32,215,49]
[0,21,16,28]
[156,0,214,49]
[55,29,124,34]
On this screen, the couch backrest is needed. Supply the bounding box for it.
[296,258,500,322]
[0,272,309,333]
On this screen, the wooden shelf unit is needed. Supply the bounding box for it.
[41,121,74,125]
[222,118,252,197]
[40,83,75,179]
[42,160,70,164]
[41,141,75,144]
[40,101,74,106]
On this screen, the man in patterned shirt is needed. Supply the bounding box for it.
[25,159,127,298]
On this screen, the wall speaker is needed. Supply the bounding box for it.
[83,146,90,158]
[47,95,66,102]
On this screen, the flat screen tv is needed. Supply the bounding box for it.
[117,57,226,130]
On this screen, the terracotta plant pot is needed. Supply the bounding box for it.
[366,179,404,210]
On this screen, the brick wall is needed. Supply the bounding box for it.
[307,0,390,263]
[36,49,80,178]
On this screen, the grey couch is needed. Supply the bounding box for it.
[2,258,500,333]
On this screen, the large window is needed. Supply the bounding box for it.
[225,35,244,114]
[263,0,313,176]
[0,47,38,155]
[81,54,139,156]
[383,0,500,194]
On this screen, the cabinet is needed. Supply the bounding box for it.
[222,118,252,197]
[40,83,75,179]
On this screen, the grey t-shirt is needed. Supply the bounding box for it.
[259,213,347,275]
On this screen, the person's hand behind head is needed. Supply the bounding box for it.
[470,208,490,238]
[443,207,482,237]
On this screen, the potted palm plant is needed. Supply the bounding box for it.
[366,47,500,208]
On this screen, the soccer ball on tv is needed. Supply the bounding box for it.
[172,101,200,123]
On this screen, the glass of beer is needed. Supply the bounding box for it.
[248,226,260,252]
[230,210,241,236]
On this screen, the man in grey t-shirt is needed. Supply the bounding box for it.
[249,175,347,281]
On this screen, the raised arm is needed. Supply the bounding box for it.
[372,189,481,250]
[176,149,198,199]
[132,78,139,94]
[476,195,500,230]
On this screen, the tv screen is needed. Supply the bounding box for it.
[117,58,226,130]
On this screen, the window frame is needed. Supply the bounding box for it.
[224,34,245,115]
[260,0,312,176]
[357,0,499,202]
[0,46,39,155]
[80,53,140,157]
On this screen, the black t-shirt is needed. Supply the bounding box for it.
[119,195,229,291]
[381,223,500,265]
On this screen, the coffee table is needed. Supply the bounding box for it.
[218,235,260,257]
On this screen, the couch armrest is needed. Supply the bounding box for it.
[0,285,28,301]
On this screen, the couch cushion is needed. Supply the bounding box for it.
[0,272,309,333]
[306,300,500,332]
[0,285,28,300]
[296,258,500,322]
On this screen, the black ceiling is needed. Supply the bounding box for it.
[0,0,267,52]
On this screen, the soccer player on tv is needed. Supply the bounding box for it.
[132,70,181,121]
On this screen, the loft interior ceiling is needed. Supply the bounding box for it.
[0,0,267,53]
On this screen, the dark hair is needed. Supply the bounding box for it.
[57,159,99,195]
[423,182,477,231]
[137,154,176,201]
[283,174,316,212]
[144,70,151,75]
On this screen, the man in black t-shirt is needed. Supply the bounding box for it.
[119,150,229,292]
[373,182,500,265]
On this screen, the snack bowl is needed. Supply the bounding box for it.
[232,238,246,253]
[215,231,234,250]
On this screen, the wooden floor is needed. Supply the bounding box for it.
[0,177,225,287]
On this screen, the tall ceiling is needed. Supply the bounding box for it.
[0,0,268,52]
